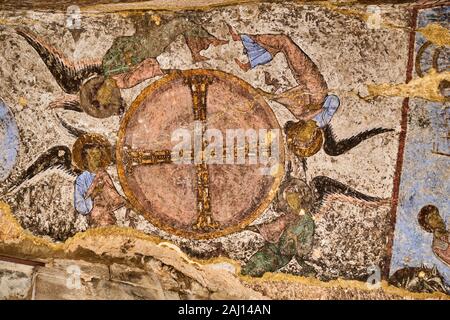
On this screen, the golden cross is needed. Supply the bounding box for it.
[121,75,275,232]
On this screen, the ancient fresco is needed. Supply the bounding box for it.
[389,6,450,294]
[0,1,449,299]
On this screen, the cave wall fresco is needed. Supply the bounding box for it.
[389,5,449,286]
[0,1,448,299]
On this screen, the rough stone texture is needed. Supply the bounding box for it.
[0,203,267,300]
[1,257,448,300]
[0,260,34,299]
[1,204,448,300]
[0,0,449,300]
[1,0,436,12]
[33,261,164,300]
[0,1,410,281]
[277,195,391,281]
[244,277,450,300]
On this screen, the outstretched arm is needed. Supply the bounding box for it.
[112,58,164,89]
[247,212,298,243]
[48,95,83,112]
[249,34,328,108]
[184,34,228,63]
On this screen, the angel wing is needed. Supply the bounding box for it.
[15,27,102,94]
[323,124,393,156]
[310,175,381,207]
[1,145,79,195]
[48,95,83,112]
[55,113,88,138]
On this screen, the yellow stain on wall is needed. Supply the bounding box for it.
[150,14,162,26]
[82,0,258,13]
[417,23,450,47]
[367,69,450,103]
[242,272,450,300]
[18,97,28,108]
[1,200,449,300]
[318,1,411,32]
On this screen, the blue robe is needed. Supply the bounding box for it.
[74,171,95,215]
[313,94,340,128]
[241,35,273,69]
[0,99,19,181]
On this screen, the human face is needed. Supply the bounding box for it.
[86,147,103,173]
[427,209,446,232]
[286,191,301,212]
[285,189,311,215]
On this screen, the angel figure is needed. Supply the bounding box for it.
[2,133,130,227]
[227,24,393,161]
[15,16,227,119]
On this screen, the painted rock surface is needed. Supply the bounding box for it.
[0,99,19,181]
[117,69,284,238]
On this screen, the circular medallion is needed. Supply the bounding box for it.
[117,69,284,239]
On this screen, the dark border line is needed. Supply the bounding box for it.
[0,254,46,267]
[382,7,418,279]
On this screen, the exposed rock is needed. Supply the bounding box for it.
[1,203,449,300]
[0,0,449,300]
[0,261,34,299]
[0,203,266,300]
